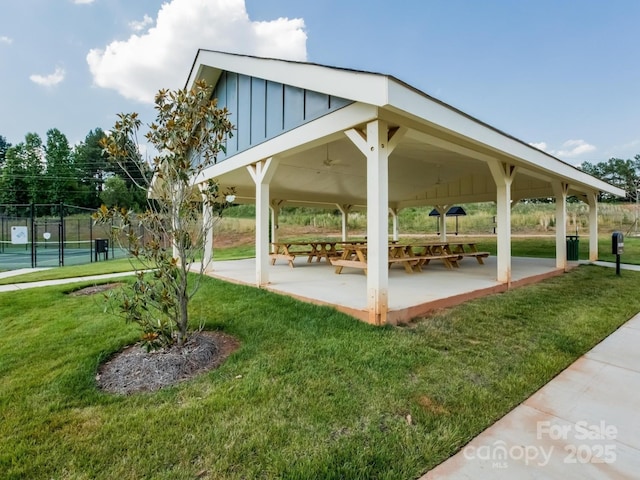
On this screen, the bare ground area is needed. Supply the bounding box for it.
[68,283,124,296]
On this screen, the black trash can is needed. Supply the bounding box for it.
[566,235,579,261]
[95,238,109,261]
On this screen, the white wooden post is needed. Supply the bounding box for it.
[201,190,214,273]
[336,204,352,241]
[346,121,393,324]
[344,122,403,325]
[364,121,389,325]
[435,205,449,242]
[247,158,279,286]
[587,191,599,262]
[270,199,284,253]
[390,207,399,241]
[553,181,569,270]
[489,161,516,285]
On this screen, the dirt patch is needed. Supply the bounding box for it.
[417,395,450,415]
[96,331,240,395]
[68,283,123,296]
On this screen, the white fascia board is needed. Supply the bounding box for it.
[194,102,378,183]
[187,50,389,106]
[386,80,625,197]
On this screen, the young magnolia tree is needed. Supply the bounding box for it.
[94,80,235,350]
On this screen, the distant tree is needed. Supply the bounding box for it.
[44,128,77,205]
[0,135,10,168]
[0,145,27,210]
[580,156,640,202]
[99,175,133,208]
[106,135,152,210]
[73,128,110,208]
[22,133,45,204]
[94,80,235,349]
[0,133,44,209]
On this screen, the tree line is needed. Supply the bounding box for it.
[0,128,149,216]
[579,155,640,202]
[1,127,638,212]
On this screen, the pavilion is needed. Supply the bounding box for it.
[187,50,624,325]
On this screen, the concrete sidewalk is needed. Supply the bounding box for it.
[580,259,640,272]
[0,270,139,293]
[422,313,640,479]
[0,267,51,280]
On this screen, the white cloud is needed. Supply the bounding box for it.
[555,139,596,158]
[73,0,95,4]
[30,67,66,87]
[529,139,596,160]
[0,36,13,45]
[86,0,307,104]
[129,14,153,32]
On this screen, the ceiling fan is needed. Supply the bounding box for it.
[323,144,341,168]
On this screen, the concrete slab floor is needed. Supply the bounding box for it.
[205,256,561,323]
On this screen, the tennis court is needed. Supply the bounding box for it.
[0,203,131,271]
[0,240,129,271]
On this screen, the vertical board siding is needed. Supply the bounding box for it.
[305,90,329,120]
[250,77,267,144]
[283,85,304,130]
[225,72,239,155]
[266,81,284,138]
[237,74,251,151]
[209,71,353,164]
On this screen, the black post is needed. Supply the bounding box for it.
[30,203,35,268]
[110,217,115,260]
[59,201,65,267]
[90,218,94,263]
[616,254,621,276]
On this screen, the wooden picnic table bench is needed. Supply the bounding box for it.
[404,244,460,270]
[445,242,491,264]
[270,241,341,267]
[331,244,368,274]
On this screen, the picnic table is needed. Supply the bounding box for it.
[330,241,489,274]
[331,243,459,274]
[419,242,490,265]
[396,244,460,270]
[270,241,341,267]
[331,244,368,274]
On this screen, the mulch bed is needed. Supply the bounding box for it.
[68,283,240,394]
[68,283,123,296]
[96,331,240,395]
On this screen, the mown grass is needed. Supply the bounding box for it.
[0,244,254,285]
[1,266,639,479]
[472,235,640,264]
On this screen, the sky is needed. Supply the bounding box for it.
[1,0,639,166]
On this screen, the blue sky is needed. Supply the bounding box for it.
[1,0,639,166]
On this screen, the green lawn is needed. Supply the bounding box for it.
[474,235,640,264]
[0,245,254,285]
[1,265,639,479]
